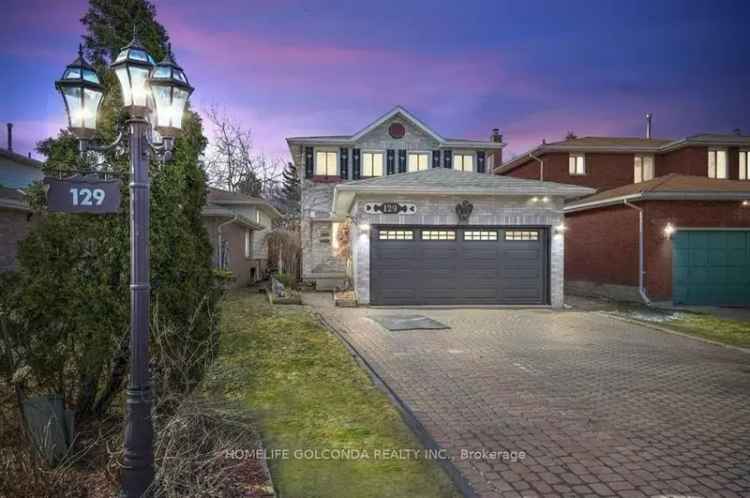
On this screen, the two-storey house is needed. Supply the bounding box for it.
[496,121,750,306]
[287,106,593,307]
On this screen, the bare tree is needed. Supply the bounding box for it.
[203,107,283,197]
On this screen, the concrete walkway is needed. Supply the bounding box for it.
[307,292,750,498]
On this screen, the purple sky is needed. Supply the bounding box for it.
[2,0,749,162]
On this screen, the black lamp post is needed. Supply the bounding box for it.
[55,34,193,498]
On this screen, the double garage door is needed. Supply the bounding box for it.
[673,230,750,306]
[371,226,549,305]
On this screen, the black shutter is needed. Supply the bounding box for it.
[340,148,349,179]
[386,149,395,175]
[398,149,407,173]
[432,150,441,168]
[304,146,314,178]
[443,149,452,169]
[352,148,361,179]
[477,150,486,173]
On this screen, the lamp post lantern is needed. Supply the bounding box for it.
[55,34,193,498]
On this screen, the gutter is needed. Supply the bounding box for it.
[623,200,651,305]
[564,191,750,213]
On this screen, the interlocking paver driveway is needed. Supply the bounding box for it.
[306,293,750,498]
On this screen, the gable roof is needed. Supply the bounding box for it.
[286,105,505,150]
[332,168,594,215]
[206,187,282,218]
[564,174,750,212]
[497,133,750,174]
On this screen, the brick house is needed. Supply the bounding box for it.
[202,188,282,287]
[496,128,750,306]
[286,106,593,306]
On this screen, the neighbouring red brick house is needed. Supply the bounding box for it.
[496,131,750,306]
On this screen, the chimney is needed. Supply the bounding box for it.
[734,128,742,136]
[645,113,652,139]
[491,129,503,171]
[6,123,12,152]
[491,128,502,143]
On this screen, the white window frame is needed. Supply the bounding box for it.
[315,149,338,176]
[453,152,475,172]
[708,148,728,179]
[504,230,539,241]
[740,150,749,180]
[407,151,430,172]
[362,150,384,177]
[379,229,413,240]
[634,154,655,183]
[244,229,252,258]
[464,230,498,241]
[569,154,586,175]
[421,230,456,241]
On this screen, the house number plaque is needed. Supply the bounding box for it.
[46,174,122,214]
[364,202,416,215]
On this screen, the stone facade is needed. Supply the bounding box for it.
[350,194,566,307]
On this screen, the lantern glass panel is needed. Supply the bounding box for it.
[170,88,189,129]
[115,67,131,105]
[82,69,99,83]
[153,66,171,78]
[152,85,171,127]
[64,67,82,79]
[174,70,187,83]
[82,88,102,129]
[63,86,82,127]
[129,66,150,107]
[129,49,153,64]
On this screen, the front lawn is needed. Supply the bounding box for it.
[217,289,460,498]
[665,313,750,348]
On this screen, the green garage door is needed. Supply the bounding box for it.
[672,230,750,306]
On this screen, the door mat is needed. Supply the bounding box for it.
[369,315,450,331]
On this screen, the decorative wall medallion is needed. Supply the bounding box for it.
[455,200,474,224]
[364,202,416,215]
[388,122,406,139]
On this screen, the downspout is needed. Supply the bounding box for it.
[623,200,651,304]
[217,216,239,269]
[528,152,544,182]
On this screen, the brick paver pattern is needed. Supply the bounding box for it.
[307,294,750,498]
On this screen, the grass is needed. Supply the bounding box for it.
[664,313,750,348]
[216,289,460,498]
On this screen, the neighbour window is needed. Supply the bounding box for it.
[740,151,749,180]
[453,153,474,172]
[569,154,586,175]
[362,151,384,177]
[634,155,655,183]
[244,229,252,258]
[708,149,728,179]
[379,230,413,240]
[464,230,498,241]
[315,150,338,176]
[408,152,430,172]
[505,230,539,241]
[422,230,456,241]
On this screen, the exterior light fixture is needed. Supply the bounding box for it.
[54,45,104,140]
[530,196,539,203]
[742,200,749,207]
[554,223,567,235]
[359,223,371,231]
[542,196,550,203]
[148,44,193,139]
[664,223,676,238]
[111,31,156,117]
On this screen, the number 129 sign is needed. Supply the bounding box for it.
[46,175,122,214]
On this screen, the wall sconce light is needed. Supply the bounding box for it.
[530,196,539,203]
[542,196,550,203]
[742,200,749,207]
[554,223,567,235]
[359,223,371,232]
[664,223,676,239]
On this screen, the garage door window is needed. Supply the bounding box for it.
[464,230,498,241]
[422,230,456,241]
[379,230,413,240]
[505,230,539,241]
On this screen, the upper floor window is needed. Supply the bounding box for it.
[362,151,384,177]
[315,150,338,176]
[569,154,586,175]
[453,153,474,172]
[634,155,655,183]
[740,151,749,180]
[408,152,430,172]
[708,149,728,179]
